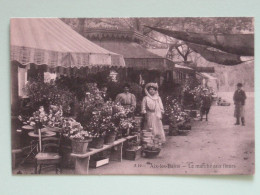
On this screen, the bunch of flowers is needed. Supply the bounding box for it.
[182,77,202,109]
[27,106,48,128]
[119,118,135,131]
[164,96,189,126]
[47,105,64,128]
[118,117,136,136]
[62,118,92,141]
[112,103,132,119]
[86,100,117,138]
[77,83,105,126]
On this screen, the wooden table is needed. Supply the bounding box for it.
[22,125,34,131]
[28,129,56,138]
[71,135,137,175]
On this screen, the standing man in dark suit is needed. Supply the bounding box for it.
[200,88,212,121]
[233,83,247,126]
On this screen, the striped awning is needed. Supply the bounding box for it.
[10,18,125,68]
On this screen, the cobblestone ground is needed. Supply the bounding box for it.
[14,92,255,175]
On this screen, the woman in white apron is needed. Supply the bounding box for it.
[141,83,166,143]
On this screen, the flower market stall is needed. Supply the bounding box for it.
[11,18,211,174]
[10,18,126,167]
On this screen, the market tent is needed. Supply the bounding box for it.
[84,28,175,71]
[187,43,243,65]
[90,41,174,71]
[10,18,125,68]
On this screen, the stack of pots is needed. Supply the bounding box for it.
[141,129,154,146]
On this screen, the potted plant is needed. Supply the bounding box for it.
[87,114,107,149]
[63,118,92,154]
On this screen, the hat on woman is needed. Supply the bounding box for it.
[145,83,158,90]
[237,83,243,87]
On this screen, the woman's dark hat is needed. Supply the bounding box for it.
[237,83,243,87]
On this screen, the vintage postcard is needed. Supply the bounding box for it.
[10,17,254,175]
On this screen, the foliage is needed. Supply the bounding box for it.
[86,101,116,138]
[55,73,109,101]
[182,77,202,109]
[25,78,75,116]
[19,105,65,129]
[77,83,105,126]
[46,105,64,128]
[164,96,189,127]
[26,106,48,128]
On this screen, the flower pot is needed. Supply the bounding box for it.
[105,132,116,145]
[71,139,92,154]
[90,137,104,149]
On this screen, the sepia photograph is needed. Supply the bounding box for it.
[10,17,254,175]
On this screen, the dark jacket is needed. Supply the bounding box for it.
[201,95,212,108]
[233,90,246,105]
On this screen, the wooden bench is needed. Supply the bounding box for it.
[71,135,137,174]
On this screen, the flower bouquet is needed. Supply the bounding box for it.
[27,106,48,134]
